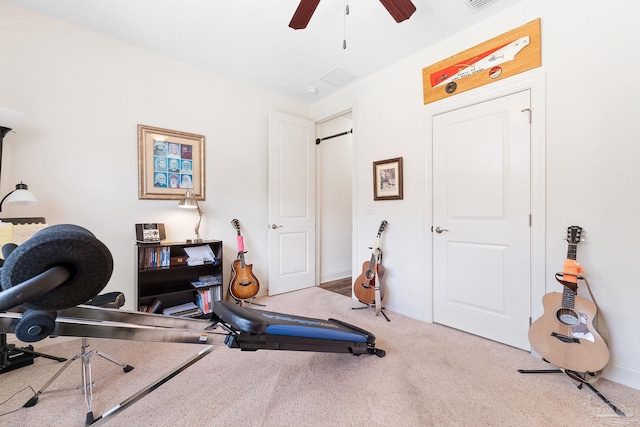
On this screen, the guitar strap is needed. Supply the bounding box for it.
[236,235,246,259]
[373,247,382,316]
[554,259,584,292]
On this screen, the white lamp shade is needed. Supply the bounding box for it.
[5,188,38,205]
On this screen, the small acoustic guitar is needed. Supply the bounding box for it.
[353,220,387,309]
[228,219,260,301]
[528,226,609,373]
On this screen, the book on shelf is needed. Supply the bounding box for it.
[139,246,171,269]
[162,302,203,317]
[195,288,212,314]
[184,245,217,266]
[198,274,222,285]
[190,280,210,289]
[147,298,162,313]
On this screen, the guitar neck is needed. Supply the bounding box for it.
[561,286,576,309]
[561,241,579,307]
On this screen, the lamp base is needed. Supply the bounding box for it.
[186,238,203,244]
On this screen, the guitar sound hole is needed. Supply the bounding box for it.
[556,308,579,326]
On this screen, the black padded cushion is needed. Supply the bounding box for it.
[1,224,114,310]
[213,300,268,334]
[212,301,373,344]
[87,291,125,309]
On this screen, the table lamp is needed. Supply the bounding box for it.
[178,189,203,243]
[0,126,38,212]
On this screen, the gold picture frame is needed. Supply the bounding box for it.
[373,157,403,201]
[138,124,205,200]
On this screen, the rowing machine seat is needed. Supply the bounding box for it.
[212,300,385,357]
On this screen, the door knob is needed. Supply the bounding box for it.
[434,226,449,234]
[270,224,283,229]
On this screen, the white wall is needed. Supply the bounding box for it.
[310,0,640,389]
[0,1,308,308]
[2,0,639,390]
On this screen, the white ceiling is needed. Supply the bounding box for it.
[8,0,526,104]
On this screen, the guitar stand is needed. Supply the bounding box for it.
[352,304,390,322]
[231,296,265,307]
[518,366,626,417]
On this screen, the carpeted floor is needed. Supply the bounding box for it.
[1,287,638,426]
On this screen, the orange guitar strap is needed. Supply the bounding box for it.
[554,259,584,293]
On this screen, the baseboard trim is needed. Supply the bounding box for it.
[602,362,640,391]
[319,269,351,284]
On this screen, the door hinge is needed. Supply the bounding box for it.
[529,214,532,227]
[529,317,532,326]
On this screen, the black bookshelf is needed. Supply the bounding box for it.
[136,240,223,316]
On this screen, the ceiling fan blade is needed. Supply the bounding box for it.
[289,0,321,30]
[379,0,416,23]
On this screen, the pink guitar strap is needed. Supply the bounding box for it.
[236,236,245,258]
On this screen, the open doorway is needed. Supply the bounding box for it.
[316,111,353,297]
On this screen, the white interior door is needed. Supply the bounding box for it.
[432,90,532,350]
[268,111,316,295]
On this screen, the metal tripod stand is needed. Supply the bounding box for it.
[518,367,625,417]
[24,336,134,425]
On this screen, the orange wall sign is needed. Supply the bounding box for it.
[422,19,541,105]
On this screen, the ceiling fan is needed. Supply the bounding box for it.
[289,0,417,30]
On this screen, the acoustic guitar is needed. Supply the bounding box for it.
[353,220,387,308]
[228,219,260,301]
[528,226,609,373]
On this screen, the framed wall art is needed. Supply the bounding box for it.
[421,19,541,105]
[373,157,403,201]
[138,124,205,200]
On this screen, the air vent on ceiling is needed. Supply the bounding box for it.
[466,0,496,10]
[319,67,358,88]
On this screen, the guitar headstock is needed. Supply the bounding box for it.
[231,219,241,230]
[378,220,388,236]
[565,226,584,245]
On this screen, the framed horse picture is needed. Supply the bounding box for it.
[373,157,403,201]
